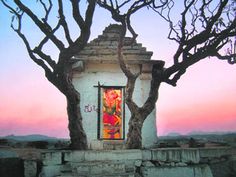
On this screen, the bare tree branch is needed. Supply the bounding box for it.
[14,0,65,50]
[84,0,97,31]
[14,16,52,75]
[117,24,139,112]
[70,0,86,29]
[33,47,56,69]
[1,0,55,73]
[39,0,52,23]
[58,0,73,45]
[152,0,236,86]
[66,0,96,55]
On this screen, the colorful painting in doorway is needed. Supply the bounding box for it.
[102,88,123,139]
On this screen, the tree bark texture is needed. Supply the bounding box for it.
[66,91,88,150]
[126,113,144,149]
[46,67,88,150]
[54,54,88,150]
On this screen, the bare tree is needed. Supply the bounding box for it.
[98,0,236,149]
[1,0,96,150]
[1,0,235,150]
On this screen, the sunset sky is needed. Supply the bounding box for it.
[0,1,236,138]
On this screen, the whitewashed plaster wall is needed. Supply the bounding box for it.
[72,63,157,149]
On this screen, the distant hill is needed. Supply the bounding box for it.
[187,131,235,136]
[166,132,182,137]
[1,134,59,142]
[157,131,236,147]
[161,131,236,137]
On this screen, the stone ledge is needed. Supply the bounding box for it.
[151,148,200,164]
[141,164,213,177]
[198,147,235,158]
[63,149,142,163]
[148,147,234,164]
[41,147,235,166]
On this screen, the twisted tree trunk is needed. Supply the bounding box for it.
[125,63,163,149]
[48,53,88,150]
[66,89,88,150]
[126,113,144,149]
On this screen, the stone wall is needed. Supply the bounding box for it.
[1,147,235,177]
[37,147,236,177]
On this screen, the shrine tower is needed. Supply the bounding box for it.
[72,24,158,149]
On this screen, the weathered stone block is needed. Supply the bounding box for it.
[74,161,126,175]
[63,151,85,163]
[152,149,181,162]
[0,150,18,158]
[24,160,37,177]
[152,149,200,164]
[126,163,136,173]
[60,163,72,173]
[142,161,155,167]
[41,151,62,166]
[152,150,167,161]
[168,149,181,162]
[39,165,61,177]
[84,149,142,161]
[89,140,104,150]
[142,150,152,161]
[181,149,200,164]
[194,165,213,177]
[141,165,213,177]
[176,162,188,167]
[98,41,112,46]
[199,147,233,158]
[210,160,236,177]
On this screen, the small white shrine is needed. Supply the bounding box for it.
[72,24,157,149]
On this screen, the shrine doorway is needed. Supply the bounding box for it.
[97,85,125,140]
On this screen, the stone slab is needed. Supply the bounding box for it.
[74,161,126,175]
[199,147,235,158]
[142,150,152,161]
[84,149,142,161]
[181,149,200,164]
[39,165,61,177]
[0,150,18,158]
[64,151,85,163]
[151,149,181,162]
[24,160,37,177]
[141,165,213,177]
[41,151,62,165]
[151,149,200,163]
